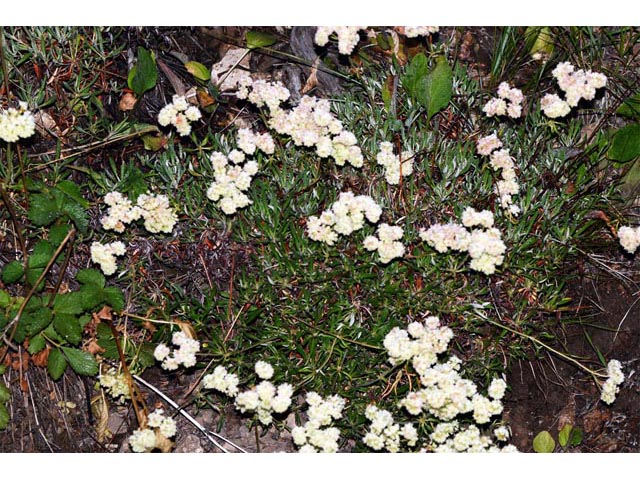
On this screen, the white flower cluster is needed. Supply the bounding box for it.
[234,361,293,425]
[128,409,177,453]
[427,422,518,453]
[157,94,202,136]
[383,318,517,452]
[238,78,364,169]
[403,26,439,38]
[483,82,523,119]
[202,365,240,397]
[307,191,382,245]
[99,367,130,401]
[618,225,640,255]
[420,209,507,275]
[363,223,405,264]
[0,101,36,143]
[101,191,178,234]
[154,331,201,370]
[476,135,521,216]
[541,62,607,118]
[314,26,365,55]
[362,405,418,452]
[90,241,126,276]
[600,359,624,405]
[291,392,345,453]
[376,141,414,185]
[206,145,260,215]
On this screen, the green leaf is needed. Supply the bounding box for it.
[620,159,640,197]
[558,424,572,448]
[55,180,89,208]
[28,194,60,226]
[26,267,45,289]
[525,26,554,59]
[61,347,98,376]
[128,47,158,97]
[48,348,68,380]
[61,202,88,233]
[78,283,104,310]
[53,292,85,315]
[569,427,583,447]
[76,268,106,288]
[104,286,125,312]
[0,383,10,402]
[49,223,72,246]
[401,53,428,101]
[2,261,24,284]
[0,365,5,375]
[24,307,53,336]
[608,123,640,163]
[44,322,63,343]
[403,54,453,121]
[185,61,211,82]
[28,241,54,269]
[616,93,640,119]
[53,313,83,345]
[0,290,10,308]
[246,30,277,50]
[27,333,47,355]
[0,404,9,430]
[533,430,556,453]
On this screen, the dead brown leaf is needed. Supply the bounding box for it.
[301,57,320,95]
[31,346,51,367]
[119,92,137,111]
[91,394,112,443]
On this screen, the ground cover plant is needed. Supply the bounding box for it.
[1,26,639,453]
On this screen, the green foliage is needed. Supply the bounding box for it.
[0,404,8,431]
[533,430,556,453]
[0,383,9,403]
[608,123,640,163]
[62,347,99,376]
[245,30,277,50]
[47,348,67,381]
[2,261,24,284]
[401,53,452,120]
[185,61,211,82]
[27,180,88,233]
[616,92,640,119]
[128,46,158,97]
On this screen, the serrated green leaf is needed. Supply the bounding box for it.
[608,123,640,163]
[128,47,157,97]
[78,283,104,310]
[246,30,277,50]
[28,241,54,269]
[185,61,211,82]
[26,267,45,289]
[55,180,89,208]
[103,286,125,312]
[76,268,106,288]
[533,430,556,453]
[53,292,85,315]
[24,307,53,336]
[27,333,47,355]
[53,313,83,345]
[44,322,63,343]
[28,194,60,226]
[0,383,10,402]
[616,93,640,119]
[61,202,88,233]
[48,348,67,380]
[2,261,24,284]
[0,404,9,430]
[49,223,72,246]
[558,424,572,448]
[61,347,98,376]
[0,290,10,307]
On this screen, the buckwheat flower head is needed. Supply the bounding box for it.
[403,26,439,38]
[476,133,503,156]
[461,207,494,229]
[494,426,510,442]
[157,95,201,136]
[541,93,571,118]
[488,378,507,400]
[255,360,274,380]
[99,368,130,401]
[483,98,507,117]
[601,359,624,404]
[618,225,640,254]
[484,82,523,119]
[314,26,366,55]
[90,241,126,276]
[376,141,414,185]
[203,365,240,397]
[0,102,36,143]
[419,223,471,253]
[136,193,178,234]
[366,223,406,264]
[129,428,156,453]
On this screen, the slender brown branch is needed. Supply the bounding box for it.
[46,231,76,308]
[0,180,27,264]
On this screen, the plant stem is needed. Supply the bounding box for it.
[0,27,11,99]
[0,179,27,266]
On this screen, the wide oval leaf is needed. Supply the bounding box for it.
[47,348,68,381]
[533,430,556,453]
[62,347,98,376]
[608,123,640,163]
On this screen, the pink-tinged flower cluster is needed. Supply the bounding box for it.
[476,134,521,216]
[483,82,524,119]
[541,62,607,118]
[157,94,202,136]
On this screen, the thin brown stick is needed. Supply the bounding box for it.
[0,180,27,265]
[46,232,76,308]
